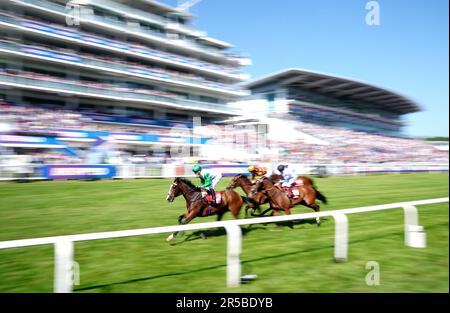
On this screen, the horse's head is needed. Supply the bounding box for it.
[270,174,281,183]
[166,178,182,202]
[227,174,244,190]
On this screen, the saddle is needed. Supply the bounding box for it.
[201,191,222,216]
[201,190,222,205]
[282,185,300,199]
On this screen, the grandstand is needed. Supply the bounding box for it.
[0,0,251,163]
[0,1,447,175]
[219,68,447,166]
[234,68,420,137]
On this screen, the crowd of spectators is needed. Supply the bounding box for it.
[191,122,448,165]
[0,101,192,135]
[1,107,448,167]
[292,105,400,134]
[278,122,449,164]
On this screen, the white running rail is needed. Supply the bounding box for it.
[0,197,448,292]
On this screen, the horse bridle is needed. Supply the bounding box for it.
[252,177,277,196]
[168,182,177,195]
[227,174,243,189]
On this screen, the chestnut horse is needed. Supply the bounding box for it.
[166,177,243,241]
[227,174,327,217]
[226,174,271,217]
[270,174,328,205]
[251,176,324,225]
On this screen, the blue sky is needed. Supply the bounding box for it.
[162,0,449,137]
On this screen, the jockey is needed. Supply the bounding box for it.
[192,165,222,205]
[247,165,267,183]
[277,164,297,188]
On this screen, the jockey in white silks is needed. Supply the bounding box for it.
[277,164,297,188]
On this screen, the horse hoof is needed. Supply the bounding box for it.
[166,234,175,241]
[200,233,207,240]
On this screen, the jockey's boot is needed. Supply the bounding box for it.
[287,189,292,198]
[210,188,217,206]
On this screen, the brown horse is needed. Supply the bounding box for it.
[227,174,271,217]
[166,177,244,241]
[270,174,328,205]
[251,176,324,225]
[228,174,327,217]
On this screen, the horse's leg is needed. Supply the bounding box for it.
[255,193,266,214]
[271,209,280,217]
[303,193,321,225]
[230,203,241,220]
[180,209,199,224]
[169,214,186,241]
[167,209,199,241]
[309,203,321,225]
[270,209,284,228]
[171,208,189,239]
[245,204,253,218]
[217,210,225,221]
[227,193,242,220]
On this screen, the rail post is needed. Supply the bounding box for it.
[54,239,74,293]
[403,205,426,248]
[333,213,348,262]
[224,224,242,287]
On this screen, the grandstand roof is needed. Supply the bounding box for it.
[243,68,421,114]
[134,0,194,19]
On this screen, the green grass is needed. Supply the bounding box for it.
[0,173,448,293]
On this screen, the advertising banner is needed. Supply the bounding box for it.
[41,165,116,180]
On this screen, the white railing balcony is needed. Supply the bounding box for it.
[10,0,240,63]
[0,13,247,81]
[89,0,206,39]
[0,41,248,96]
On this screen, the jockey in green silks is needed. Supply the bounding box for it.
[192,165,222,205]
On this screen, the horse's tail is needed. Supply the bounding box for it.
[307,176,318,188]
[314,187,328,204]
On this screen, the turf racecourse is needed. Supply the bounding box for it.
[0,172,448,293]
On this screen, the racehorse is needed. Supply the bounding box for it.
[165,177,244,241]
[251,176,324,225]
[270,174,328,205]
[226,174,271,217]
[227,174,327,217]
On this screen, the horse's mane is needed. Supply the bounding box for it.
[260,176,274,185]
[175,177,198,189]
[237,173,249,180]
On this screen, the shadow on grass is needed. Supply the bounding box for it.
[74,240,334,292]
[169,217,329,245]
[75,221,447,292]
